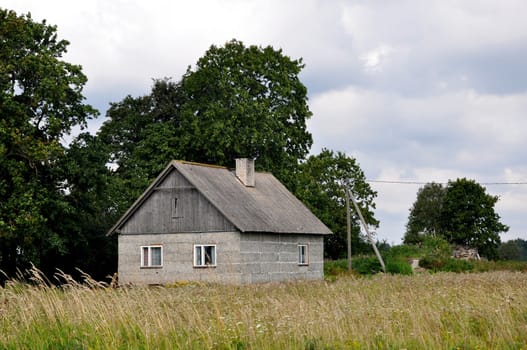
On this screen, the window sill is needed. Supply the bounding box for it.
[193,265,217,268]
[140,266,163,269]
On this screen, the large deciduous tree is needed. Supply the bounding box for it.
[294,149,378,259]
[0,9,97,277]
[177,39,312,182]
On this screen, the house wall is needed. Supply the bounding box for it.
[239,233,324,283]
[118,231,325,285]
[118,231,242,285]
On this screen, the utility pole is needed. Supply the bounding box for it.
[348,188,386,272]
[345,181,352,270]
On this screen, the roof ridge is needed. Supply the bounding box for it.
[173,160,228,169]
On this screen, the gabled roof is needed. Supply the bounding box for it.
[107,160,332,236]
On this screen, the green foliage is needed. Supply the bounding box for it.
[294,149,378,259]
[323,259,349,278]
[0,9,97,279]
[404,182,445,244]
[421,235,451,257]
[57,133,117,279]
[417,236,452,271]
[404,179,508,259]
[385,259,413,275]
[498,239,527,261]
[419,256,474,272]
[384,244,422,259]
[177,39,313,184]
[441,178,508,259]
[443,259,474,272]
[351,256,383,275]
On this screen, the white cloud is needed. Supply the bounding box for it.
[361,44,393,73]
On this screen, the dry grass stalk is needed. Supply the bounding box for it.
[1,270,527,349]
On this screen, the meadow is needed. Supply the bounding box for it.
[2,268,527,350]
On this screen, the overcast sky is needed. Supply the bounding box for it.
[4,0,527,244]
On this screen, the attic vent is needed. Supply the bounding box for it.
[235,158,255,187]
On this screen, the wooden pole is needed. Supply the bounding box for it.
[345,182,352,270]
[349,190,386,272]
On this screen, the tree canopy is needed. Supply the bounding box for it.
[404,178,508,258]
[177,39,313,179]
[0,9,97,277]
[441,178,508,259]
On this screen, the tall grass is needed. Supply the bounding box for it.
[2,269,527,349]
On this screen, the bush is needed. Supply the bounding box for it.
[419,256,474,273]
[421,236,451,256]
[385,245,422,260]
[443,258,474,272]
[324,259,349,278]
[419,254,448,271]
[386,259,413,275]
[352,255,383,275]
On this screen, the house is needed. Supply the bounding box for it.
[107,158,332,284]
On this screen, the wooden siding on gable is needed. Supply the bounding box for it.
[119,169,235,234]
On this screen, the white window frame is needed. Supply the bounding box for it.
[141,245,163,268]
[298,244,309,266]
[193,244,217,267]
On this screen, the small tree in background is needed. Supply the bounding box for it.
[404,182,445,244]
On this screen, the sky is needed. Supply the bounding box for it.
[4,0,527,245]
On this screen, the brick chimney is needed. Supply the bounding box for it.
[235,158,255,187]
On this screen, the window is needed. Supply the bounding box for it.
[171,197,179,218]
[298,244,309,265]
[141,245,163,267]
[194,245,216,267]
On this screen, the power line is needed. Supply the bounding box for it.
[367,180,527,185]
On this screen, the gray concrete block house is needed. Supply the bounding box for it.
[108,158,331,284]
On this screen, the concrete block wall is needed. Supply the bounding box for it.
[118,231,242,284]
[118,231,324,285]
[239,233,324,283]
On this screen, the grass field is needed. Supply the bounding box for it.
[2,270,527,349]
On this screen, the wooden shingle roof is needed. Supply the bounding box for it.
[108,160,332,236]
